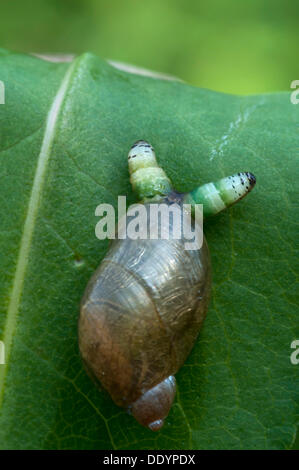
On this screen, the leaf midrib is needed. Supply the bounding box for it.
[0,55,80,407]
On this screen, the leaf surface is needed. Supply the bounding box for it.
[0,50,298,449]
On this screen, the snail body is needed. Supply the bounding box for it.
[79,192,210,430]
[79,141,256,431]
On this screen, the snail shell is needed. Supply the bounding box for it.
[79,193,211,431]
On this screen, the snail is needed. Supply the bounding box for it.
[79,140,256,431]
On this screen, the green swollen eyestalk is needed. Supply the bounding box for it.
[128,140,172,200]
[128,140,256,216]
[184,172,256,218]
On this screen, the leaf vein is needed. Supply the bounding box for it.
[0,58,81,407]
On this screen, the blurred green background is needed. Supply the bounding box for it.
[0,0,298,94]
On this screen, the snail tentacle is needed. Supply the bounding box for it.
[184,172,256,217]
[128,140,172,200]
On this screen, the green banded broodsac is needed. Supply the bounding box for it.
[79,140,256,431]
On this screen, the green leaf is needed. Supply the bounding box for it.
[0,49,298,450]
